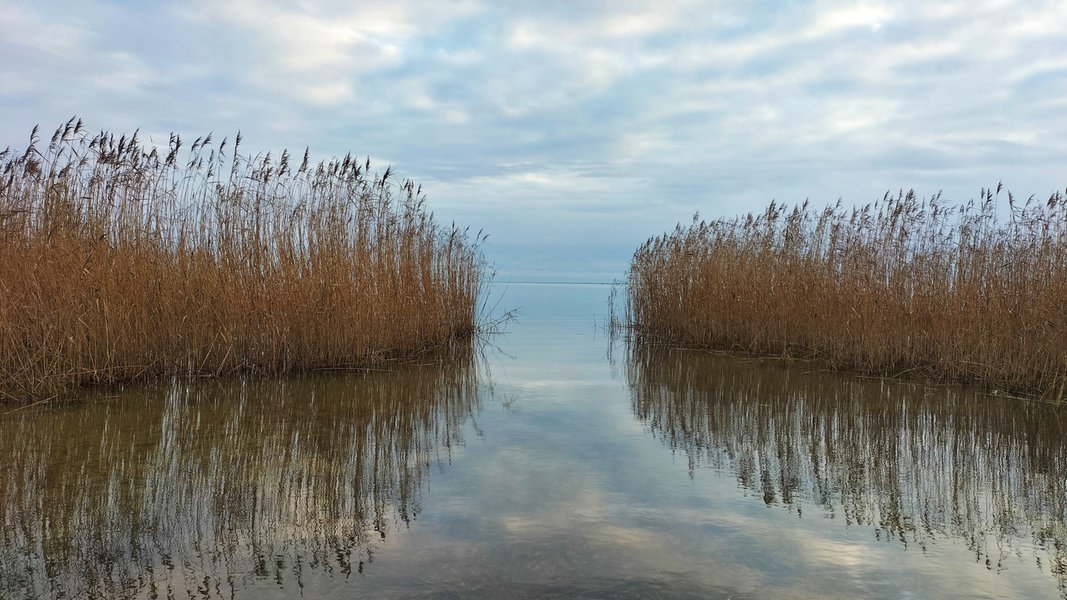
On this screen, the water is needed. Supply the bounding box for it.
[2,282,1066,599]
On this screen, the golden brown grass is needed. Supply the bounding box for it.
[0,118,485,403]
[627,186,1067,401]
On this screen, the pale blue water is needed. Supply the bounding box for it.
[2,282,1065,598]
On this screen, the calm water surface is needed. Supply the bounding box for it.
[2,282,1067,599]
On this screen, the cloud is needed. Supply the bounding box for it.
[2,0,1065,280]
[0,3,87,57]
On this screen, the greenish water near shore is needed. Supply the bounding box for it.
[2,282,1065,598]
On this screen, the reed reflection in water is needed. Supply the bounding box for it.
[626,342,1067,594]
[0,348,479,600]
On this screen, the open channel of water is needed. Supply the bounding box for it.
[2,282,1066,599]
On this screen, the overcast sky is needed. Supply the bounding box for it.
[2,1,1065,281]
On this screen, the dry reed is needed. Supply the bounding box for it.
[0,118,485,403]
[627,186,1067,401]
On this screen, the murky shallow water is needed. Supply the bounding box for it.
[2,282,1066,599]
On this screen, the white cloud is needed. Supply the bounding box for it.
[1,0,1065,280]
[805,1,894,37]
[0,3,87,57]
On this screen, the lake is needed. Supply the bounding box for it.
[2,282,1066,599]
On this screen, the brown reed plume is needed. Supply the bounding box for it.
[627,187,1067,401]
[0,118,486,403]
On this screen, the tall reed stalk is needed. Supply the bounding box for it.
[0,118,485,403]
[628,186,1067,401]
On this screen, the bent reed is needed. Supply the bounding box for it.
[628,186,1067,401]
[0,118,484,403]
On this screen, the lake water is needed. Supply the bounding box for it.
[2,282,1066,599]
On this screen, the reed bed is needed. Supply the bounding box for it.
[0,118,485,403]
[627,186,1067,401]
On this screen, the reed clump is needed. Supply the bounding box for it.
[0,118,485,403]
[628,186,1067,401]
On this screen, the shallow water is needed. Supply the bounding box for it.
[2,282,1066,599]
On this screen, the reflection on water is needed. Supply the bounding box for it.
[0,348,479,600]
[5,281,1067,599]
[627,341,1067,592]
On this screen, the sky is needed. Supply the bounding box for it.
[2,0,1065,282]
